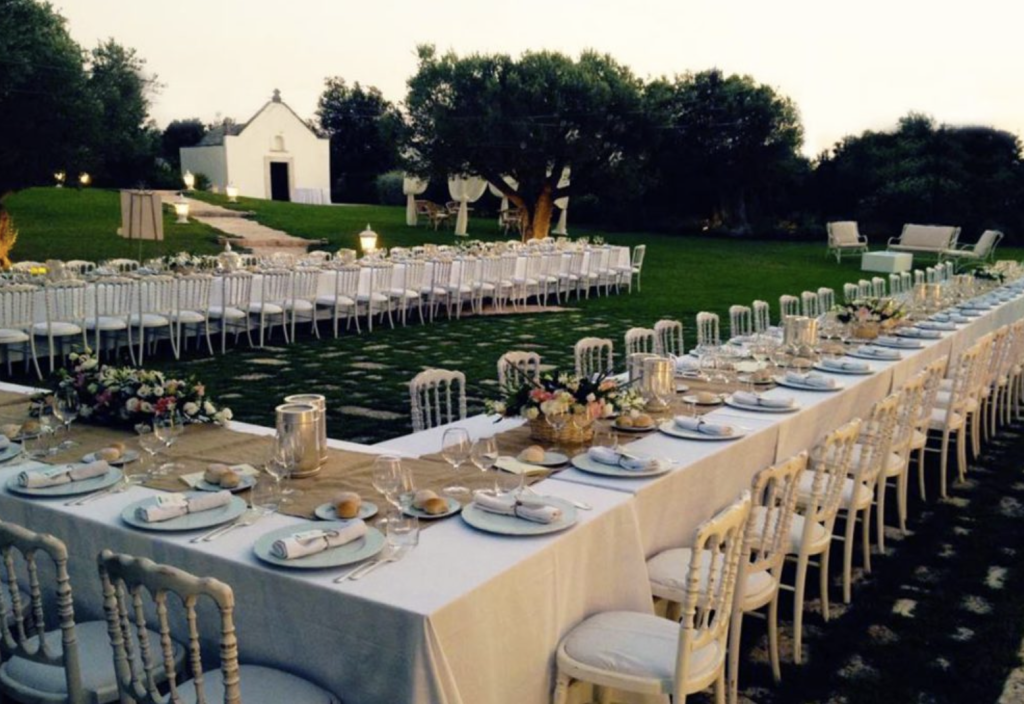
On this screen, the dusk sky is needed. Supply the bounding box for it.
[56,0,1024,157]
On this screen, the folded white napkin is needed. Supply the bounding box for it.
[270,521,367,560]
[672,355,700,373]
[899,328,941,339]
[495,456,548,476]
[917,321,956,331]
[856,345,899,360]
[877,336,920,348]
[587,446,622,465]
[0,435,10,450]
[136,491,232,523]
[472,492,561,523]
[784,371,837,388]
[673,416,735,436]
[819,358,870,373]
[731,391,794,408]
[18,460,109,489]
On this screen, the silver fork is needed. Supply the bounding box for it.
[522,484,592,511]
[334,545,394,583]
[192,508,264,543]
[349,546,409,581]
[66,481,130,506]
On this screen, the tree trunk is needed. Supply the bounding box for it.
[525,187,555,240]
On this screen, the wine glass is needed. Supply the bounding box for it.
[52,388,80,450]
[263,434,291,501]
[470,437,499,493]
[135,424,163,479]
[544,403,570,454]
[274,433,301,502]
[372,455,404,509]
[153,410,184,473]
[440,428,471,497]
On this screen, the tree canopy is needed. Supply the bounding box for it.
[405,45,645,239]
[161,118,207,170]
[316,77,403,203]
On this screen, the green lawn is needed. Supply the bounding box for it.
[6,187,1022,443]
[1,188,224,262]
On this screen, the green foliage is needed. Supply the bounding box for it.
[315,77,403,203]
[815,114,1024,242]
[1,188,223,262]
[161,118,207,169]
[374,170,405,206]
[405,46,645,238]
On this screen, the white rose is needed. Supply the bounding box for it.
[139,402,153,414]
[203,401,216,415]
[152,386,164,397]
[137,385,151,397]
[524,407,540,420]
[81,358,98,371]
[125,398,140,413]
[602,403,615,418]
[492,401,506,415]
[586,393,596,403]
[183,402,199,417]
[215,408,233,423]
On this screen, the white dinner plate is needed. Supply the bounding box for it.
[314,501,379,521]
[195,474,257,494]
[570,453,671,478]
[0,443,23,463]
[7,467,123,498]
[121,494,247,532]
[895,329,942,339]
[846,349,902,362]
[516,451,568,467]
[675,383,691,393]
[657,421,746,441]
[872,338,923,350]
[812,362,873,376]
[461,496,577,536]
[772,376,844,392]
[724,396,799,413]
[403,496,461,520]
[82,450,140,466]
[681,394,724,406]
[253,522,385,569]
[611,420,657,433]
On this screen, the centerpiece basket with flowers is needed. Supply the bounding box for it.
[832,297,905,340]
[51,351,232,428]
[486,371,643,444]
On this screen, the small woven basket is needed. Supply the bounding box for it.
[528,418,594,445]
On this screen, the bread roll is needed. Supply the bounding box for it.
[412,489,439,509]
[218,470,241,489]
[423,497,449,515]
[1,424,22,438]
[204,464,230,484]
[96,447,122,462]
[335,499,361,519]
[110,441,126,453]
[617,415,634,428]
[520,445,546,463]
[634,413,654,428]
[696,391,719,404]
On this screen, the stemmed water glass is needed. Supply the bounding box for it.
[135,424,163,479]
[470,437,499,493]
[440,428,471,497]
[544,403,570,455]
[52,388,80,450]
[263,433,292,502]
[153,410,185,474]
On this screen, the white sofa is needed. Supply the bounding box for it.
[887,223,960,257]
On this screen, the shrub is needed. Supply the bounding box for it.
[375,170,405,206]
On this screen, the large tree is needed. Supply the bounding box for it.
[405,46,645,239]
[315,77,403,203]
[161,118,206,170]
[0,0,96,193]
[86,39,160,186]
[644,69,806,233]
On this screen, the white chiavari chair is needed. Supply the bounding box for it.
[497,350,541,388]
[446,257,476,319]
[654,319,685,357]
[209,272,254,351]
[778,295,799,322]
[86,277,135,363]
[358,263,395,331]
[574,337,614,379]
[106,258,139,274]
[389,259,426,325]
[34,281,87,373]
[816,287,835,313]
[0,522,185,704]
[842,283,859,303]
[0,284,42,378]
[555,251,579,303]
[512,253,543,307]
[96,549,338,704]
[728,305,753,340]
[752,300,771,333]
[871,277,886,297]
[316,265,360,337]
[925,266,937,283]
[554,493,751,704]
[624,327,657,357]
[909,359,946,501]
[471,256,499,314]
[624,244,646,293]
[132,275,177,363]
[785,418,861,663]
[913,269,925,286]
[696,311,720,347]
[409,368,467,432]
[538,252,561,303]
[927,344,979,498]
[800,291,820,318]
[421,259,452,322]
[900,271,912,292]
[877,372,926,544]
[248,269,290,347]
[855,279,871,297]
[284,268,321,342]
[889,273,902,295]
[63,260,95,277]
[173,274,214,356]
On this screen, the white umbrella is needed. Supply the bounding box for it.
[448,176,488,236]
[402,176,429,226]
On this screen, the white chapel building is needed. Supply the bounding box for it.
[180,90,331,204]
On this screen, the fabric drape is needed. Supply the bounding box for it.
[403,176,429,226]
[448,176,488,236]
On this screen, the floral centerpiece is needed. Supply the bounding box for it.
[159,251,217,273]
[832,297,905,339]
[53,351,232,427]
[974,266,1006,283]
[486,371,643,444]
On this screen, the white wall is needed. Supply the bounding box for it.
[179,146,227,191]
[223,102,331,201]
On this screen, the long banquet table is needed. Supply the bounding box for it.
[1,279,1022,704]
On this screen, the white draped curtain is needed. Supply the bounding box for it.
[552,167,571,235]
[487,176,520,219]
[403,176,429,226]
[448,176,488,236]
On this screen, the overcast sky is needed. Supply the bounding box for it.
[56,0,1024,157]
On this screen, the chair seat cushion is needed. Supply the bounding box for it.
[315,295,355,308]
[789,514,831,554]
[176,664,338,704]
[84,316,127,331]
[647,548,775,610]
[929,408,964,430]
[798,469,872,511]
[0,328,29,343]
[446,284,473,294]
[282,299,314,312]
[0,620,183,701]
[388,289,421,299]
[849,444,905,478]
[560,611,722,690]
[129,313,170,328]
[172,310,207,324]
[31,322,81,337]
[356,293,388,303]
[248,303,284,315]
[208,306,246,320]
